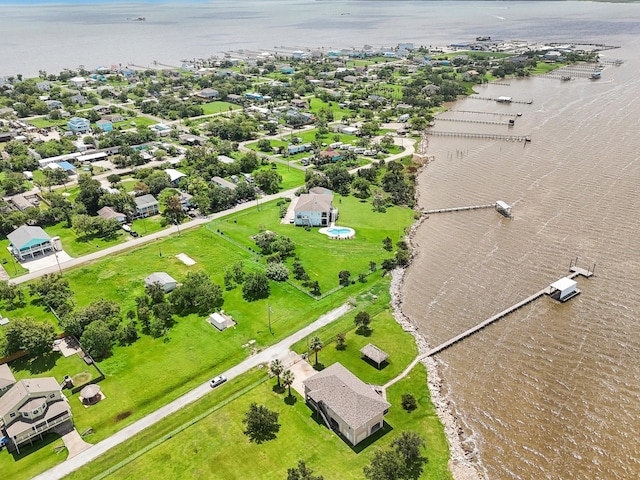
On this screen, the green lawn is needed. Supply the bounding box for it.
[254,162,305,191]
[65,298,450,480]
[113,116,157,130]
[309,98,349,120]
[0,238,28,277]
[0,195,416,479]
[27,118,68,129]
[201,101,242,115]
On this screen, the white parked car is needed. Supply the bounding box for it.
[209,375,227,388]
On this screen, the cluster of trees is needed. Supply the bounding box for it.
[138,95,204,119]
[363,431,429,480]
[2,317,56,357]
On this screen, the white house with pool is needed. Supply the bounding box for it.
[294,193,338,227]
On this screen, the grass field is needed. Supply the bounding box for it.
[0,191,417,479]
[64,297,451,480]
[201,101,242,115]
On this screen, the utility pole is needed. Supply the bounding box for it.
[268,303,273,334]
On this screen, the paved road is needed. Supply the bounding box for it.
[32,303,351,480]
[10,187,299,285]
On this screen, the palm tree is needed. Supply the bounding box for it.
[310,336,323,366]
[270,359,283,387]
[282,369,295,397]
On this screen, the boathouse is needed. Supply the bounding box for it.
[495,200,512,217]
[549,277,579,302]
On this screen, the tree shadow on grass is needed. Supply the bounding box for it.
[356,327,373,337]
[313,362,325,371]
[11,351,60,375]
[284,394,297,406]
[272,384,285,394]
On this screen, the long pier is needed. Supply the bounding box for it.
[470,96,533,105]
[450,110,518,118]
[426,131,531,142]
[425,266,593,357]
[437,117,513,126]
[423,203,496,215]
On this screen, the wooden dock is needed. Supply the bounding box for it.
[426,131,531,142]
[470,96,533,105]
[437,117,513,126]
[423,204,496,215]
[424,266,594,358]
[451,110,518,118]
[382,265,594,392]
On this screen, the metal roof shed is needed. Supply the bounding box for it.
[360,343,389,369]
[549,277,579,302]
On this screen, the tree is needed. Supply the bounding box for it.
[287,460,324,480]
[391,431,428,480]
[355,311,371,333]
[144,170,171,195]
[352,177,371,199]
[29,273,73,312]
[254,169,282,194]
[265,262,289,281]
[80,320,114,359]
[363,449,404,480]
[145,282,166,305]
[106,174,121,186]
[242,272,270,301]
[162,193,187,226]
[382,236,393,251]
[242,403,281,444]
[270,359,283,387]
[401,394,417,412]
[364,432,428,480]
[0,281,25,309]
[310,335,323,365]
[369,261,377,272]
[282,369,295,397]
[170,271,223,315]
[335,332,346,351]
[381,258,398,275]
[338,270,351,287]
[76,174,103,215]
[2,317,56,357]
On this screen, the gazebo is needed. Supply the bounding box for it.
[360,344,389,369]
[80,384,102,405]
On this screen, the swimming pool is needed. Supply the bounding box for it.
[319,225,356,239]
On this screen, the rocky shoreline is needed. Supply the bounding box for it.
[389,164,484,480]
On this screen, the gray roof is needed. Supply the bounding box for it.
[295,193,333,213]
[134,194,158,208]
[0,377,61,419]
[0,364,16,390]
[309,186,333,195]
[145,272,176,286]
[212,176,237,190]
[7,225,51,249]
[304,363,390,430]
[360,344,389,365]
[97,206,125,220]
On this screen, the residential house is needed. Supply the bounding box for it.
[102,114,124,123]
[217,155,235,165]
[196,88,219,99]
[70,94,87,105]
[144,272,177,292]
[67,117,91,134]
[212,176,237,190]
[178,133,207,146]
[69,76,86,88]
[318,147,342,163]
[133,194,159,218]
[303,363,390,446]
[0,377,73,453]
[46,100,63,110]
[0,364,16,398]
[342,75,358,84]
[149,124,171,137]
[7,225,55,261]
[164,168,187,187]
[287,143,312,155]
[93,105,111,115]
[96,119,113,132]
[36,81,51,92]
[97,206,126,223]
[294,193,337,227]
[309,186,332,195]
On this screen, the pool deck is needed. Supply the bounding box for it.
[319,224,356,240]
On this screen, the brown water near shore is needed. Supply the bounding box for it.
[403,40,640,479]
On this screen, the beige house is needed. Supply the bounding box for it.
[0,364,16,398]
[294,193,338,227]
[0,377,72,453]
[303,363,390,445]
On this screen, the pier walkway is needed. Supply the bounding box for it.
[470,96,533,105]
[423,204,496,215]
[425,131,531,142]
[383,266,593,392]
[437,117,513,126]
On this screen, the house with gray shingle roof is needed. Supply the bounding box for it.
[294,193,338,227]
[133,194,159,218]
[303,363,390,445]
[0,364,16,398]
[0,377,72,453]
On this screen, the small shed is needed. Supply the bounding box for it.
[360,343,389,369]
[206,311,236,331]
[80,384,102,405]
[144,272,177,292]
[549,277,579,302]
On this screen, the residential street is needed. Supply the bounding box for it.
[31,303,351,480]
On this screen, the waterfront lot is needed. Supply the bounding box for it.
[64,299,451,480]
